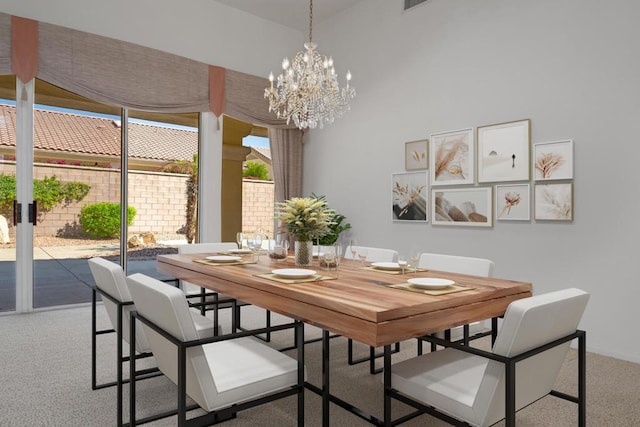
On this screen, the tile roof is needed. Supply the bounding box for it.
[0,103,197,162]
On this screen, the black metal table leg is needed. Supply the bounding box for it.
[384,345,391,427]
[579,331,586,427]
[322,329,330,427]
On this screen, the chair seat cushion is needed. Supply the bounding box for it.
[201,337,303,411]
[391,347,488,425]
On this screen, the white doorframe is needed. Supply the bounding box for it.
[15,78,35,313]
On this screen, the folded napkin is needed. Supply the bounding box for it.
[388,282,474,296]
[194,258,258,267]
[255,273,337,284]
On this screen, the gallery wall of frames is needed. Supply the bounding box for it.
[392,119,574,226]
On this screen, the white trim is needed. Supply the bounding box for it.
[15,79,35,313]
[198,112,222,242]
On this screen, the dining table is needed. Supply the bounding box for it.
[156,252,532,426]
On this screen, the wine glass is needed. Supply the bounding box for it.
[236,232,244,250]
[410,248,420,272]
[349,240,358,265]
[247,233,263,261]
[357,247,368,266]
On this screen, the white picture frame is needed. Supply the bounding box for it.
[495,184,530,221]
[533,139,574,181]
[477,119,531,183]
[432,187,493,227]
[405,139,428,171]
[534,182,573,221]
[429,128,474,186]
[392,171,428,222]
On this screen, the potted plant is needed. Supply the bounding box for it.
[276,196,335,266]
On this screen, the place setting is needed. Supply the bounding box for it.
[388,277,474,296]
[255,268,337,284]
[193,254,258,267]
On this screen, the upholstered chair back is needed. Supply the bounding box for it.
[476,288,589,426]
[88,257,149,352]
[418,253,495,277]
[343,246,398,263]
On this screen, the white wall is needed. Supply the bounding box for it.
[305,0,640,362]
[2,0,638,362]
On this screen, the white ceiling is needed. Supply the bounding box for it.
[213,0,363,32]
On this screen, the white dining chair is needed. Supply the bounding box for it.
[389,288,589,427]
[177,242,272,339]
[417,252,495,354]
[343,245,400,373]
[88,257,217,426]
[343,245,399,263]
[126,273,306,426]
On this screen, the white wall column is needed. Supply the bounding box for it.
[198,112,222,242]
[15,78,34,313]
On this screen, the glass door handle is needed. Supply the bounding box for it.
[28,201,37,225]
[13,200,21,225]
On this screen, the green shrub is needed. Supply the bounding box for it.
[243,161,270,180]
[0,174,90,222]
[79,202,136,238]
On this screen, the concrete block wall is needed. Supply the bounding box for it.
[242,179,275,238]
[0,162,274,239]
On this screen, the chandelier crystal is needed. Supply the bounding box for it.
[264,0,356,130]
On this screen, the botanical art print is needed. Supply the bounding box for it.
[392,172,428,222]
[432,187,492,227]
[405,139,428,170]
[477,119,530,183]
[534,183,573,220]
[534,140,574,180]
[429,128,474,186]
[495,184,530,221]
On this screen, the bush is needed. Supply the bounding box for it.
[79,202,136,238]
[243,161,270,180]
[0,174,90,222]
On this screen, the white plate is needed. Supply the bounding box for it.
[272,268,317,279]
[408,278,455,289]
[371,262,401,271]
[206,255,242,263]
[229,249,253,254]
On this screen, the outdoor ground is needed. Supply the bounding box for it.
[2,234,183,260]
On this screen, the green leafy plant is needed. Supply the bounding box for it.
[243,161,270,180]
[79,202,136,238]
[311,194,352,245]
[0,174,90,222]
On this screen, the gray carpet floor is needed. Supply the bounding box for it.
[1,304,639,426]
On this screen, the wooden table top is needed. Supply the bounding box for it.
[157,253,532,347]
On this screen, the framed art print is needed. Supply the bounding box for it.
[477,119,531,183]
[432,187,492,227]
[533,139,574,180]
[429,128,474,186]
[495,184,530,221]
[405,139,428,170]
[534,182,573,221]
[392,171,428,222]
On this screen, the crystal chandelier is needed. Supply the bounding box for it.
[264,0,356,130]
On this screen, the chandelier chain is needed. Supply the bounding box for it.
[309,0,313,43]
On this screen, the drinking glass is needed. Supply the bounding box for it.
[320,246,336,271]
[236,232,244,249]
[268,234,289,262]
[397,254,408,275]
